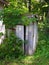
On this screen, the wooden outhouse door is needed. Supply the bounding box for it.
[15,22,38,55]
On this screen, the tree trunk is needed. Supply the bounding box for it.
[29,0,31,12]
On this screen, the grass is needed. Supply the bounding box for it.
[0,55,49,65]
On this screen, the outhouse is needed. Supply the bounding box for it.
[15,14,38,55]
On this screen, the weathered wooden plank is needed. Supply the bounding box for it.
[15,25,24,40]
[33,22,38,52]
[25,23,34,55]
[15,25,24,51]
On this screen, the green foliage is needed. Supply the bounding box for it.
[0,10,3,20]
[2,0,38,28]
[0,32,23,59]
[0,0,49,65]
[3,5,29,28]
[0,0,49,27]
[22,16,37,25]
[45,0,49,4]
[35,22,49,57]
[3,6,37,28]
[0,32,3,38]
[32,0,46,15]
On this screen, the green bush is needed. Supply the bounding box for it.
[35,22,49,58]
[0,32,3,38]
[0,32,23,60]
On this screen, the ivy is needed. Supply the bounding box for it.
[3,6,37,28]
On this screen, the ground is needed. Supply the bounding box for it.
[0,55,49,65]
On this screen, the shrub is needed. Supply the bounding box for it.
[0,32,23,60]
